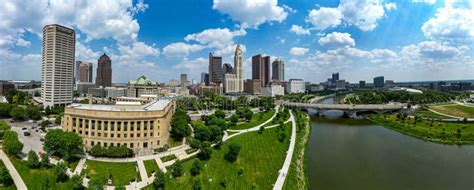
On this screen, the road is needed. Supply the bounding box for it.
[273,110,296,190]
[4,119,46,153]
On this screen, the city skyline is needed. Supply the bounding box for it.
[1,0,473,83]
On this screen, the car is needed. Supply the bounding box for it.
[23,131,30,136]
[22,127,27,130]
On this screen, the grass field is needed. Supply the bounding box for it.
[231,110,275,130]
[0,160,16,190]
[168,138,183,148]
[283,112,310,190]
[160,154,177,162]
[415,109,454,119]
[370,114,474,144]
[9,156,75,189]
[144,122,292,190]
[85,160,139,186]
[429,104,474,118]
[143,159,159,177]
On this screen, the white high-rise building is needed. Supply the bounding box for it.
[287,79,305,94]
[42,24,76,107]
[224,44,244,93]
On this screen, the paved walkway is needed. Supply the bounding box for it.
[74,158,86,175]
[273,110,297,190]
[0,150,27,189]
[427,108,474,121]
[137,160,148,180]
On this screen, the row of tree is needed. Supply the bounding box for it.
[0,103,42,120]
[344,90,461,105]
[89,144,134,158]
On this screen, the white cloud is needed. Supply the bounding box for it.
[384,2,397,11]
[76,42,101,63]
[117,41,160,65]
[412,0,436,5]
[306,7,342,30]
[185,28,246,49]
[401,41,467,60]
[306,0,394,31]
[290,47,309,56]
[212,0,288,28]
[318,32,356,48]
[421,3,474,44]
[214,44,246,57]
[163,42,205,57]
[282,4,297,13]
[174,57,208,70]
[290,25,310,35]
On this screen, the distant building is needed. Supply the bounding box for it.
[374,76,384,88]
[76,62,93,83]
[201,72,209,85]
[234,44,244,92]
[198,84,223,96]
[0,82,14,95]
[262,81,284,97]
[96,54,112,87]
[244,79,261,95]
[222,63,234,75]
[76,82,96,94]
[272,58,284,81]
[332,72,339,84]
[42,24,75,107]
[209,53,222,84]
[169,79,179,87]
[89,87,127,99]
[359,80,366,88]
[223,45,245,93]
[287,79,305,94]
[309,84,324,92]
[252,54,271,87]
[336,80,346,90]
[180,74,188,87]
[128,76,158,98]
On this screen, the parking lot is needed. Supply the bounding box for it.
[3,119,48,154]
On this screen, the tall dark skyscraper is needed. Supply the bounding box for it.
[96,53,112,87]
[332,72,339,83]
[272,58,284,81]
[374,76,385,88]
[222,63,234,75]
[252,54,270,86]
[209,53,222,84]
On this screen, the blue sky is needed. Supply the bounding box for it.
[0,0,473,83]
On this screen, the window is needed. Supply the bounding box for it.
[137,121,141,130]
[111,134,114,138]
[91,120,95,130]
[85,131,88,135]
[104,133,108,138]
[117,134,120,138]
[131,134,134,138]
[98,133,101,137]
[91,141,94,146]
[137,133,140,138]
[98,121,102,130]
[85,119,89,129]
[144,121,148,130]
[124,134,127,138]
[72,117,76,128]
[130,143,133,148]
[150,132,153,137]
[104,121,108,131]
[104,143,107,147]
[131,122,134,131]
[111,122,115,131]
[92,132,95,136]
[117,122,122,131]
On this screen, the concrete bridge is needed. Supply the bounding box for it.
[280,101,405,117]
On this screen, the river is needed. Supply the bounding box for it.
[306,97,474,190]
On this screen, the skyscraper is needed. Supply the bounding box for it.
[42,24,75,107]
[252,54,270,87]
[77,62,93,83]
[180,74,188,87]
[209,53,222,84]
[332,72,339,84]
[272,58,284,81]
[96,53,112,87]
[222,63,234,75]
[201,72,209,85]
[374,76,384,88]
[234,44,244,92]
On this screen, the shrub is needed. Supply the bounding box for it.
[220,178,227,187]
[224,143,241,162]
[89,144,134,158]
[153,170,165,189]
[70,175,84,190]
[278,132,287,142]
[190,159,202,176]
[10,106,26,120]
[3,130,23,155]
[258,126,265,134]
[0,166,13,186]
[192,178,202,190]
[54,162,69,182]
[41,154,50,168]
[171,161,184,178]
[27,150,40,168]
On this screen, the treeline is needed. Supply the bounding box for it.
[177,95,274,111]
[344,90,460,105]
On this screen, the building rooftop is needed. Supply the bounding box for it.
[68,99,171,112]
[129,75,157,85]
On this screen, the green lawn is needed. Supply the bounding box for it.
[160,154,177,162]
[85,160,139,186]
[168,138,183,148]
[9,156,75,189]
[231,110,275,130]
[430,104,474,118]
[283,112,310,190]
[415,109,454,119]
[144,121,292,190]
[143,159,159,177]
[0,160,16,190]
[370,114,474,144]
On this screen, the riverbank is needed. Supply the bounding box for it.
[369,114,474,145]
[283,111,310,190]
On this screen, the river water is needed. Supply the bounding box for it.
[306,98,474,190]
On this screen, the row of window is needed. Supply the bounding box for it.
[86,139,160,149]
[71,118,160,132]
[74,129,157,138]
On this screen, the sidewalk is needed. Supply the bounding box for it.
[0,150,27,189]
[273,110,297,190]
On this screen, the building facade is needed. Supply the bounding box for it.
[180,74,188,87]
[287,79,305,94]
[374,76,385,88]
[96,54,112,87]
[201,72,209,85]
[272,58,284,81]
[209,53,222,84]
[234,44,244,92]
[42,24,76,107]
[77,62,93,83]
[223,45,245,93]
[262,82,284,97]
[244,79,261,95]
[0,82,15,95]
[128,76,158,98]
[62,99,175,153]
[252,54,270,87]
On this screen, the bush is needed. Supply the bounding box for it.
[40,153,50,168]
[190,160,202,176]
[220,178,227,187]
[258,126,265,134]
[3,130,23,155]
[27,150,40,168]
[89,144,134,158]
[153,170,165,189]
[192,178,202,190]
[278,132,287,142]
[0,121,11,139]
[224,143,241,162]
[0,166,13,186]
[54,162,69,182]
[70,175,84,190]
[171,161,184,178]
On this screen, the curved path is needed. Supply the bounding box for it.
[0,150,27,189]
[273,110,296,190]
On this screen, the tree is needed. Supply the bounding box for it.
[192,178,202,190]
[0,166,13,186]
[0,103,12,118]
[0,121,11,139]
[27,150,40,168]
[230,114,239,125]
[70,175,84,190]
[54,162,69,182]
[198,142,213,160]
[41,153,50,168]
[171,161,184,178]
[3,130,23,155]
[170,109,191,141]
[26,107,42,120]
[44,130,83,161]
[190,159,202,176]
[214,109,225,119]
[153,170,165,190]
[188,138,201,149]
[258,126,265,134]
[55,113,63,125]
[225,143,241,162]
[9,106,26,120]
[278,132,287,142]
[244,110,253,121]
